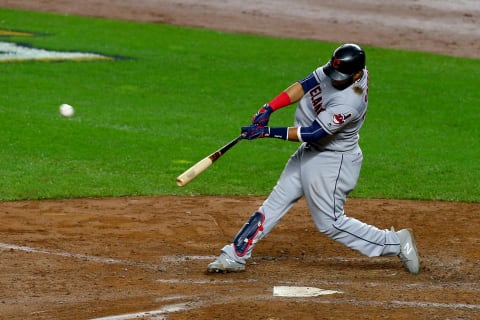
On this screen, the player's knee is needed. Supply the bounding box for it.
[320,215,346,237]
[233,211,265,257]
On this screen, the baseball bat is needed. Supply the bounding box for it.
[176,135,243,187]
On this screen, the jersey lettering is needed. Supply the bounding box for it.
[310,85,324,114]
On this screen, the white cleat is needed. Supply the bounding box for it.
[207,253,245,273]
[397,228,421,274]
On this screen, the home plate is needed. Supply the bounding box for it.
[273,286,342,297]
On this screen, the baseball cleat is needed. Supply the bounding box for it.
[207,253,245,273]
[397,228,421,274]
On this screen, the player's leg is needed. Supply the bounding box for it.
[302,149,400,257]
[208,145,305,272]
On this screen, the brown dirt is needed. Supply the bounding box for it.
[2,0,479,59]
[0,1,479,319]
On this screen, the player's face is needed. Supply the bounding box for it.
[331,77,353,90]
[331,70,363,90]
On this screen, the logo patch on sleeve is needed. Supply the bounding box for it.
[332,113,352,125]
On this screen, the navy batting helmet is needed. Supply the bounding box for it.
[323,44,366,81]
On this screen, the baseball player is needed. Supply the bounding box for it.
[207,44,420,274]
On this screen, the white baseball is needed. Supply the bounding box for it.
[59,103,74,118]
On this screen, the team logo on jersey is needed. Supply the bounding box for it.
[332,113,352,125]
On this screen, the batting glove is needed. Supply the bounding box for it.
[252,104,273,126]
[241,125,269,140]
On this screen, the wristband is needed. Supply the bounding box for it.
[268,127,289,140]
[269,92,291,110]
[297,127,303,142]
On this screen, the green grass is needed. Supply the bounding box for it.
[0,8,478,202]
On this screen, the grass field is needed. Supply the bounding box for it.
[1,8,479,202]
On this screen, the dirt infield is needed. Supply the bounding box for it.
[1,197,479,319]
[0,1,479,319]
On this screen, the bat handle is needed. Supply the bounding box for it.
[214,134,244,158]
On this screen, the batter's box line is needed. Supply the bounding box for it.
[156,278,258,284]
[0,242,222,271]
[89,301,203,320]
[0,242,161,271]
[160,255,216,263]
[327,298,480,311]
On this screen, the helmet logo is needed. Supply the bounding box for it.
[332,58,341,69]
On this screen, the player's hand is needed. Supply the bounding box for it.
[252,104,273,126]
[241,125,269,140]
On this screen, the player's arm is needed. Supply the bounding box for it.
[252,72,319,126]
[243,101,358,141]
[242,120,328,142]
[251,82,304,126]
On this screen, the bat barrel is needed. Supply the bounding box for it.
[176,135,243,187]
[176,157,213,187]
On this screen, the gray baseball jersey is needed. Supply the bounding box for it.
[221,67,401,263]
[295,66,368,152]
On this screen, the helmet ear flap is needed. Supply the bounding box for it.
[323,44,365,81]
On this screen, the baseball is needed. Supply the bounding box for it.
[59,103,74,118]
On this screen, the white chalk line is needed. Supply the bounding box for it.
[0,242,215,271]
[160,255,216,263]
[313,298,480,311]
[156,278,257,284]
[0,242,162,270]
[391,300,480,310]
[155,295,199,302]
[89,301,203,320]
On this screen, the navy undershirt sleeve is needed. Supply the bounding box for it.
[299,73,319,92]
[299,120,328,142]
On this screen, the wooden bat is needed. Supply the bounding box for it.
[176,135,243,187]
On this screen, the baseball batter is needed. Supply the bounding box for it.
[207,44,420,274]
